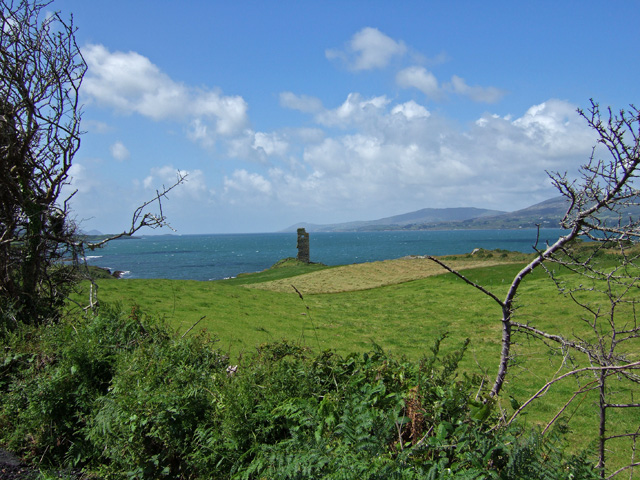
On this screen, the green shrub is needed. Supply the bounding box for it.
[84,326,228,478]
[0,304,174,465]
[0,311,600,479]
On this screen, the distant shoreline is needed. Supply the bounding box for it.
[82,229,566,281]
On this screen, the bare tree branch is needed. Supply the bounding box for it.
[84,172,187,250]
[506,361,640,427]
[427,100,640,475]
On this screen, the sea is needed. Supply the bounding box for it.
[84,229,565,281]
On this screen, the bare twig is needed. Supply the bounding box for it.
[181,315,207,339]
[506,361,640,427]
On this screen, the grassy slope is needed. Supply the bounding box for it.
[73,253,638,471]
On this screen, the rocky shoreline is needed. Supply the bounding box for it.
[89,266,126,279]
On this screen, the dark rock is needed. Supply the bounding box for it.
[0,448,87,479]
[0,448,35,479]
[0,449,20,467]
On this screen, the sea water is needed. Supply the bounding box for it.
[85,229,565,281]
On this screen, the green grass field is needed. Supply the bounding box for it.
[73,253,639,474]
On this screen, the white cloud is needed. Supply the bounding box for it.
[326,27,406,71]
[510,99,596,157]
[225,130,290,162]
[447,75,506,103]
[83,44,181,119]
[193,90,249,136]
[287,127,325,144]
[224,169,272,196]
[513,99,576,133]
[142,165,208,199]
[83,44,248,144]
[391,100,430,119]
[253,132,288,157]
[83,119,112,134]
[66,163,95,194]
[397,68,506,104]
[76,36,599,232]
[187,119,215,148]
[109,141,130,161]
[317,92,391,127]
[216,98,596,220]
[83,92,596,229]
[396,66,440,98]
[279,92,323,113]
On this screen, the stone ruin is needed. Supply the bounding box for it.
[296,228,310,263]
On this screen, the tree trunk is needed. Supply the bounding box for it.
[491,305,512,397]
[20,200,45,322]
[597,370,606,478]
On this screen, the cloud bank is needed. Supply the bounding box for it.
[73,28,598,232]
[83,44,249,146]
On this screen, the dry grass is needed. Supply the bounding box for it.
[247,254,525,294]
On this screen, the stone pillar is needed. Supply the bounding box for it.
[296,228,310,263]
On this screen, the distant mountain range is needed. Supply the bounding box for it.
[283,196,574,232]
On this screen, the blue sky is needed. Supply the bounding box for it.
[52,0,639,234]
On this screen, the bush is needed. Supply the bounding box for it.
[84,325,228,478]
[0,311,599,479]
[0,305,176,465]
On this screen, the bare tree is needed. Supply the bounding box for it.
[525,238,640,477]
[502,264,640,478]
[0,0,185,327]
[0,0,86,324]
[428,100,640,476]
